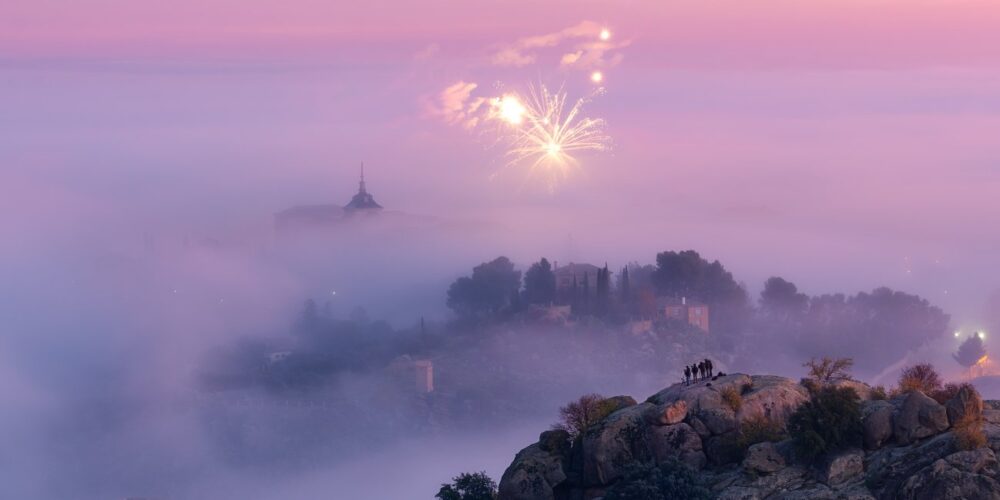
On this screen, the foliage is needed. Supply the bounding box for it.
[720,386,743,412]
[954,334,987,369]
[803,356,854,383]
[788,386,863,463]
[760,276,809,320]
[446,257,522,317]
[736,415,787,452]
[553,393,616,439]
[870,385,888,400]
[898,363,943,395]
[522,257,556,306]
[602,460,712,500]
[435,471,497,500]
[650,250,750,342]
[953,412,987,451]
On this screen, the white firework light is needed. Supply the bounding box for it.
[489,84,610,190]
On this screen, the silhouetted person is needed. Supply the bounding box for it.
[704,358,713,377]
[698,361,706,379]
[691,363,700,380]
[684,366,691,385]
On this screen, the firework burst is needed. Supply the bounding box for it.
[489,84,610,190]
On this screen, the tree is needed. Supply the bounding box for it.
[787,386,863,463]
[554,393,613,439]
[954,334,987,371]
[435,471,497,500]
[446,257,522,317]
[802,357,854,383]
[293,299,320,336]
[522,258,556,306]
[898,363,943,394]
[619,265,631,302]
[760,277,809,320]
[595,264,611,316]
[651,250,750,342]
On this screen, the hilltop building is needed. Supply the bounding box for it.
[553,262,602,295]
[662,297,710,332]
[274,163,383,232]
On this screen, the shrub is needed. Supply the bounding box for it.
[788,386,863,463]
[603,460,712,500]
[720,386,743,412]
[736,414,787,452]
[953,412,987,451]
[554,393,616,438]
[803,357,854,383]
[435,471,497,500]
[870,385,888,400]
[898,363,943,395]
[929,382,970,405]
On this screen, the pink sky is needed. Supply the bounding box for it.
[2,0,1000,323]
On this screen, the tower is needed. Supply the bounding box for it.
[344,161,383,212]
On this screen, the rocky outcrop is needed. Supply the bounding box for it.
[862,400,894,450]
[945,384,983,425]
[893,391,949,445]
[498,431,571,500]
[497,375,999,500]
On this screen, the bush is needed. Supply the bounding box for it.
[803,357,854,383]
[869,385,888,400]
[929,382,970,405]
[788,386,863,463]
[720,386,743,412]
[436,471,497,500]
[554,393,616,438]
[898,363,943,395]
[953,412,987,451]
[736,414,787,451]
[603,460,712,500]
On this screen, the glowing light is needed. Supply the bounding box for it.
[955,331,961,338]
[980,331,987,339]
[590,71,603,83]
[491,95,527,125]
[978,354,989,365]
[600,28,611,41]
[489,84,610,191]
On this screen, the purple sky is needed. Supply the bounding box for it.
[3,0,1000,324]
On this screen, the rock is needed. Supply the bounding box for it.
[742,441,785,474]
[985,400,1000,411]
[538,429,571,454]
[498,442,569,500]
[898,448,1000,500]
[865,432,956,497]
[830,378,873,401]
[893,391,950,445]
[701,407,738,435]
[816,448,864,486]
[580,403,654,486]
[984,409,1000,425]
[601,395,638,413]
[649,422,706,469]
[705,431,742,466]
[945,384,983,426]
[861,400,894,449]
[648,399,688,425]
[735,375,811,424]
[688,415,711,438]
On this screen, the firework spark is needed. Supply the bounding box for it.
[489,84,610,190]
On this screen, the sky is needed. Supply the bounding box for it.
[3,0,1000,320]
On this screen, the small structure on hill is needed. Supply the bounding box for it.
[274,163,383,232]
[662,297,709,332]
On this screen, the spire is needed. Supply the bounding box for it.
[359,161,367,194]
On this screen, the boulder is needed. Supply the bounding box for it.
[893,391,949,445]
[865,432,957,497]
[735,375,811,424]
[830,378,874,401]
[861,400,894,450]
[498,441,569,500]
[580,402,654,486]
[649,422,706,469]
[984,409,1000,425]
[945,384,983,426]
[816,448,864,486]
[742,441,785,474]
[898,448,1000,500]
[705,431,743,466]
[647,399,688,425]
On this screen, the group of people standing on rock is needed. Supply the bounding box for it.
[683,359,714,385]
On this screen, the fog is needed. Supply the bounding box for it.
[4,2,1000,499]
